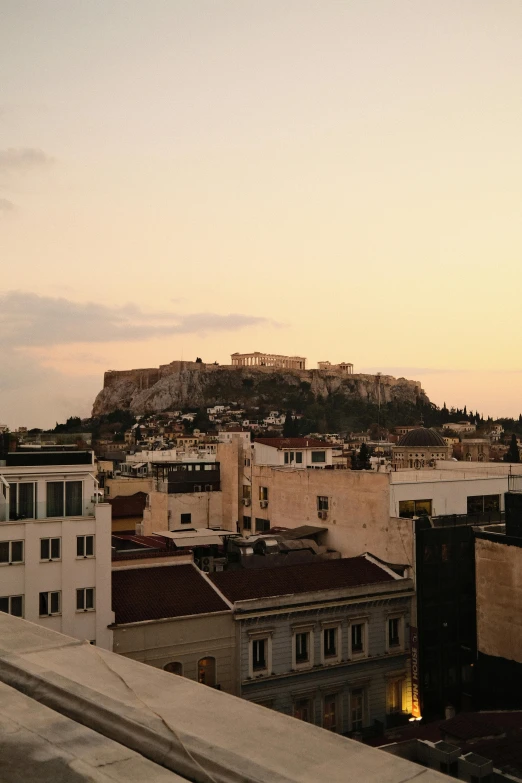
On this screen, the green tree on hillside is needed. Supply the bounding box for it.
[504,434,520,463]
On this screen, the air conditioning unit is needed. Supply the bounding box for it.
[260,500,268,508]
[318,510,328,520]
[201,556,214,572]
[243,498,251,506]
[194,485,202,492]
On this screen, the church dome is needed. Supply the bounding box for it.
[397,427,447,448]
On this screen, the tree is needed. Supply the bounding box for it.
[195,357,203,363]
[504,434,520,463]
[358,443,371,470]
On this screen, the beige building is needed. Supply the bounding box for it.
[454,438,491,462]
[317,361,354,374]
[231,351,306,370]
[111,561,237,694]
[392,427,452,469]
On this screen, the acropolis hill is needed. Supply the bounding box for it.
[91,354,428,417]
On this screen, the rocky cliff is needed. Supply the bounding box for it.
[92,361,429,416]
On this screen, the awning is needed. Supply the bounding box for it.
[154,529,235,548]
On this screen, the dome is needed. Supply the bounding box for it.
[397,427,447,448]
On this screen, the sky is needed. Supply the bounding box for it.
[2,0,522,428]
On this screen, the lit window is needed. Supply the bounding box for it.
[197,656,216,687]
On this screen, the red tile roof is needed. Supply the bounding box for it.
[254,438,328,449]
[210,557,396,603]
[112,564,230,624]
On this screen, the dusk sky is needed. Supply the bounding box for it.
[2,1,522,428]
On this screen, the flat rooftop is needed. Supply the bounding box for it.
[0,613,448,783]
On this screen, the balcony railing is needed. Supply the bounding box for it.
[0,500,96,523]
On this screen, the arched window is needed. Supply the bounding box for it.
[163,662,183,676]
[197,656,216,687]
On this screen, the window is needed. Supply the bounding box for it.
[311,451,326,463]
[0,595,23,617]
[255,518,270,532]
[467,494,500,515]
[40,538,61,561]
[46,481,83,517]
[295,632,309,664]
[388,617,403,650]
[164,662,183,675]
[252,638,267,672]
[180,513,192,525]
[350,688,365,731]
[387,678,405,713]
[323,694,338,731]
[398,499,432,518]
[323,627,337,659]
[295,452,303,464]
[39,591,61,616]
[197,656,216,687]
[293,698,312,723]
[76,535,94,558]
[242,485,251,500]
[259,486,268,501]
[76,587,95,611]
[284,451,295,464]
[317,496,329,512]
[349,621,367,657]
[9,482,36,520]
[243,515,251,530]
[249,633,272,676]
[0,540,24,565]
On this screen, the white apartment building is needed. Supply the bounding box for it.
[0,449,113,649]
[253,438,335,469]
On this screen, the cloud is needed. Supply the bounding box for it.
[0,147,54,174]
[0,197,15,213]
[0,291,280,348]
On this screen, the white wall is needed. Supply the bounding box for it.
[389,472,509,517]
[253,443,333,469]
[167,491,223,530]
[0,502,113,649]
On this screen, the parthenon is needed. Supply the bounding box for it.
[231,352,307,370]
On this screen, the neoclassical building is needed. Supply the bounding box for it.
[231,352,306,370]
[392,427,452,469]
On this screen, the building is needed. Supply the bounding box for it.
[392,427,453,469]
[474,477,522,709]
[211,556,415,735]
[108,491,147,532]
[453,439,490,462]
[442,422,477,434]
[111,561,237,693]
[231,352,306,370]
[253,438,335,469]
[0,611,449,783]
[142,458,224,534]
[0,447,113,649]
[317,361,354,374]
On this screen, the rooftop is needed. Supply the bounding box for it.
[112,562,230,624]
[3,450,93,467]
[254,437,328,449]
[0,612,449,782]
[108,492,147,518]
[210,555,398,603]
[397,427,447,448]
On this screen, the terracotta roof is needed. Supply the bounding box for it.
[108,492,147,519]
[210,557,396,602]
[254,438,328,449]
[112,564,230,624]
[443,711,522,741]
